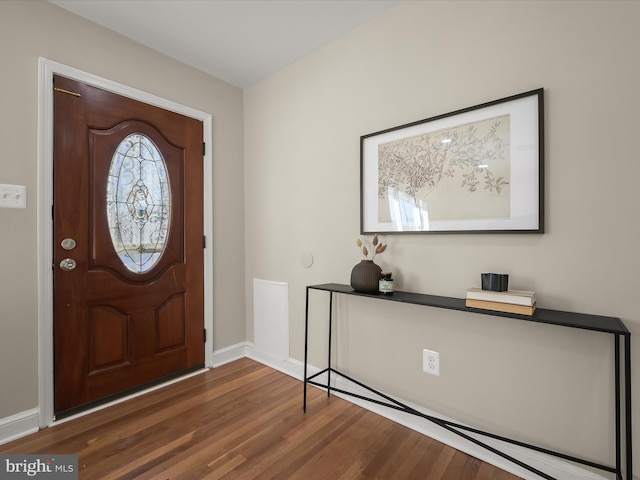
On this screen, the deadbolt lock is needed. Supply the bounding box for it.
[61,238,77,250]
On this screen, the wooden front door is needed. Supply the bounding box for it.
[53,75,205,417]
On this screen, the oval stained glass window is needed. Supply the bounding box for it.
[107,133,170,273]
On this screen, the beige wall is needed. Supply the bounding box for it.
[245,0,640,472]
[0,1,245,418]
[3,0,640,473]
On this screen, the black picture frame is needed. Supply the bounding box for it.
[360,89,544,234]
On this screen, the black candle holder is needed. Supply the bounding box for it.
[481,273,509,292]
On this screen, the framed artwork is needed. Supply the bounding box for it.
[360,89,544,234]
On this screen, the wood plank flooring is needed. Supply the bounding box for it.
[0,358,521,479]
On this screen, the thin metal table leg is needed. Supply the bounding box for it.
[625,333,632,480]
[327,291,333,398]
[615,335,621,477]
[303,286,310,412]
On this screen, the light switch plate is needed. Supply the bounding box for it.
[0,184,27,208]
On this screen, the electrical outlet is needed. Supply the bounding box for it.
[423,349,440,376]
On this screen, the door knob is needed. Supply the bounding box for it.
[59,258,77,271]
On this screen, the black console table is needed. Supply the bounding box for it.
[303,283,632,480]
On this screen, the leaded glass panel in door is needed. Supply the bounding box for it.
[107,133,171,273]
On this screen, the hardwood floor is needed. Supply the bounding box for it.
[1,358,521,479]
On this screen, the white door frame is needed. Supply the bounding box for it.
[37,58,214,427]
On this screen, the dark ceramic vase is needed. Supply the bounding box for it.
[350,260,382,293]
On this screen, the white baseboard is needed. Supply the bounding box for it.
[0,346,610,480]
[0,344,254,446]
[213,342,311,380]
[328,375,606,480]
[211,341,253,367]
[0,408,39,446]
[243,346,607,480]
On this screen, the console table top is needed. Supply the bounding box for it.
[308,283,629,335]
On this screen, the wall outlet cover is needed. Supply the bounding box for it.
[423,349,440,376]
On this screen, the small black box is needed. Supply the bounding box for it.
[481,273,509,292]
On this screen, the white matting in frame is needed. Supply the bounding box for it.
[360,89,544,234]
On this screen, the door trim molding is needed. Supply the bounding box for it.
[37,58,214,427]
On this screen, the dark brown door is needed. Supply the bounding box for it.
[53,75,205,417]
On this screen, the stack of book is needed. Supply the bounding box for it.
[466,288,537,315]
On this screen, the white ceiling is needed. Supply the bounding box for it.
[49,0,402,88]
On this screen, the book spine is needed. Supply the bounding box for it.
[466,299,536,316]
[466,290,535,306]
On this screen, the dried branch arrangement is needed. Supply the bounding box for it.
[356,234,387,260]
